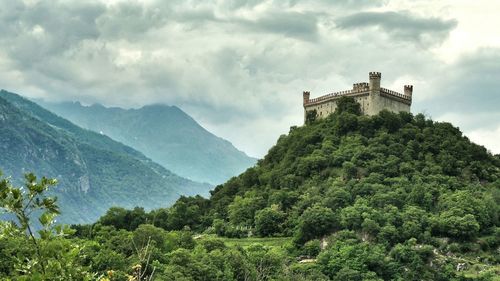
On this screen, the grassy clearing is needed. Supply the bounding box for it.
[462,264,500,280]
[216,236,292,249]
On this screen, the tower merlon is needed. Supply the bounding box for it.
[369,72,381,79]
[353,82,369,90]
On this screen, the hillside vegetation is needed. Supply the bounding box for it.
[203,97,499,243]
[83,97,499,280]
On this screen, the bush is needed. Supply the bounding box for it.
[303,239,321,257]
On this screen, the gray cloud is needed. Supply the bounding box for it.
[97,1,170,39]
[337,11,457,45]
[245,11,319,41]
[416,48,500,130]
[289,0,387,8]
[0,0,496,156]
[0,0,104,72]
[439,49,500,113]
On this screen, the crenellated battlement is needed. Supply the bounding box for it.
[303,72,413,121]
[305,88,369,105]
[380,88,412,104]
[353,82,369,90]
[369,72,381,79]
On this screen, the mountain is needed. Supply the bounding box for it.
[0,89,211,224]
[40,101,257,184]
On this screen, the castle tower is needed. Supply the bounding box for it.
[369,72,381,91]
[404,85,413,98]
[368,72,381,115]
[303,91,311,122]
[303,91,310,105]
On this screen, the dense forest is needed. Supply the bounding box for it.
[1,97,499,280]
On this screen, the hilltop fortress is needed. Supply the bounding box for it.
[303,72,413,122]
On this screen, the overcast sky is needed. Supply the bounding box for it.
[0,0,499,157]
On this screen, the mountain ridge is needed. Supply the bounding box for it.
[40,100,257,184]
[0,89,211,224]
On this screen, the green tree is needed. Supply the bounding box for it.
[317,239,385,280]
[133,224,167,251]
[166,200,201,230]
[99,207,128,230]
[254,205,286,236]
[335,112,359,134]
[295,205,338,243]
[98,206,149,231]
[305,110,318,124]
[228,193,265,228]
[334,96,362,116]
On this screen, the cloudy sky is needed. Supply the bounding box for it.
[0,0,499,157]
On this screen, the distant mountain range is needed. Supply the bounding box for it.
[0,90,211,224]
[41,101,257,184]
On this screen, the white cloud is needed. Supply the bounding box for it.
[468,126,500,155]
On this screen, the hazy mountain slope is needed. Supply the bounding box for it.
[41,101,257,184]
[0,90,211,224]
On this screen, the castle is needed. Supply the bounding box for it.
[303,72,413,122]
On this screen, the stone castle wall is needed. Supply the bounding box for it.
[303,72,412,122]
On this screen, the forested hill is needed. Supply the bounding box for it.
[124,97,499,279]
[41,101,257,184]
[0,90,211,224]
[203,98,499,238]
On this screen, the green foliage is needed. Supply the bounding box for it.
[317,237,385,280]
[166,196,209,231]
[303,239,321,257]
[133,224,167,251]
[295,205,338,243]
[334,96,362,116]
[0,172,92,280]
[305,109,318,124]
[228,193,265,228]
[254,205,286,236]
[99,207,148,231]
